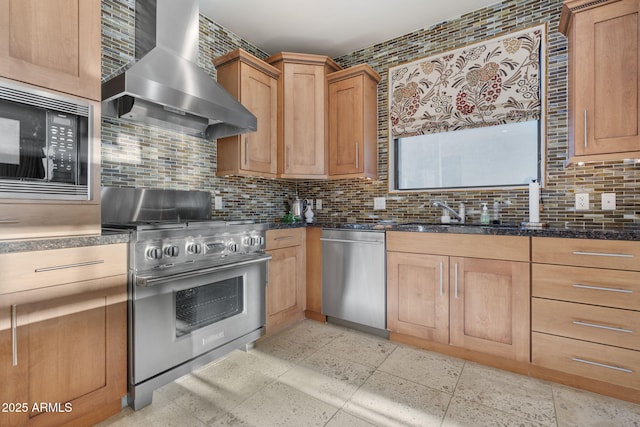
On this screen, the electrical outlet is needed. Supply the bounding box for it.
[214,196,223,210]
[575,193,589,211]
[315,199,322,210]
[601,193,616,210]
[373,197,386,210]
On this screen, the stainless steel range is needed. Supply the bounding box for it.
[101,187,271,410]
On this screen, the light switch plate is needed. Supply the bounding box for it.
[315,199,322,210]
[575,193,589,211]
[373,197,386,210]
[601,193,616,210]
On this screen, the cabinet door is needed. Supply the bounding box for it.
[281,63,326,177]
[0,276,126,426]
[571,0,640,157]
[239,63,278,176]
[329,75,363,176]
[266,244,306,334]
[449,257,530,362]
[0,0,101,100]
[387,252,449,343]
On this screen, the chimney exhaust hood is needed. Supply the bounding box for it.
[102,0,256,139]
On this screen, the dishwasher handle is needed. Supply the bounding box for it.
[320,237,384,245]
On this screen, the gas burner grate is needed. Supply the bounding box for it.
[175,277,244,337]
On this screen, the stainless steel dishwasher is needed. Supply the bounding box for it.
[321,228,387,335]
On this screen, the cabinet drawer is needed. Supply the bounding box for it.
[532,298,640,351]
[0,243,127,294]
[532,332,640,391]
[532,264,640,310]
[266,228,305,250]
[387,232,529,262]
[0,203,100,240]
[532,237,640,270]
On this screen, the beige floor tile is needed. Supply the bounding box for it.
[209,381,339,427]
[343,370,451,427]
[101,400,208,427]
[377,345,465,394]
[325,410,378,427]
[275,319,345,348]
[252,330,321,363]
[553,384,640,427]
[321,329,397,368]
[279,348,375,407]
[454,362,556,427]
[442,395,550,427]
[164,352,275,424]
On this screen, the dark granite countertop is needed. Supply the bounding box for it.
[0,229,130,254]
[3,219,637,255]
[289,221,640,241]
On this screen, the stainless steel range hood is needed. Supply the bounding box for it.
[102,0,256,139]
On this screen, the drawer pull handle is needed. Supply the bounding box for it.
[35,259,105,273]
[573,321,633,334]
[11,305,17,366]
[572,251,633,258]
[439,262,443,297]
[454,263,459,299]
[583,109,588,148]
[274,236,296,241]
[572,284,632,294]
[571,357,633,374]
[0,219,20,224]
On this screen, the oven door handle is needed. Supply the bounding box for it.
[135,254,272,287]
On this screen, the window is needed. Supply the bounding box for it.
[394,120,540,190]
[388,24,546,191]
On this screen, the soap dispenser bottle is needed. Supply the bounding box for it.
[480,203,490,225]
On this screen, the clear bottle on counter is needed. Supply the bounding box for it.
[492,200,501,224]
[480,203,490,225]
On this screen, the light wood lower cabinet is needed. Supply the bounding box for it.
[531,236,640,398]
[265,228,306,334]
[387,232,530,362]
[305,227,325,322]
[387,252,449,343]
[0,243,127,427]
[449,256,530,361]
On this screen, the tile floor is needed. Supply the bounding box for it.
[97,320,640,427]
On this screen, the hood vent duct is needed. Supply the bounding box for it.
[102,0,256,139]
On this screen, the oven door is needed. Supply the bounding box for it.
[131,255,270,384]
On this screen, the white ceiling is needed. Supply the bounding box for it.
[198,0,502,58]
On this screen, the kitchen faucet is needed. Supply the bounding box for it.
[432,201,465,224]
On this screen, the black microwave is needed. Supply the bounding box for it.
[0,78,92,200]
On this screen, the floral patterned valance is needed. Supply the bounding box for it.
[389,24,545,138]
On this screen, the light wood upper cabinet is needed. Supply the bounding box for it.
[327,65,381,179]
[267,52,341,178]
[0,0,101,100]
[213,49,280,177]
[560,0,640,162]
[265,228,306,335]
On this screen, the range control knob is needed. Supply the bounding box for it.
[227,241,239,253]
[146,246,162,260]
[187,243,202,254]
[163,245,179,257]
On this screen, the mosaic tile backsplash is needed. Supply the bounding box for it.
[101,0,639,229]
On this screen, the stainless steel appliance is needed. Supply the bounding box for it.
[102,0,256,139]
[102,187,271,410]
[321,228,387,336]
[0,77,92,200]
